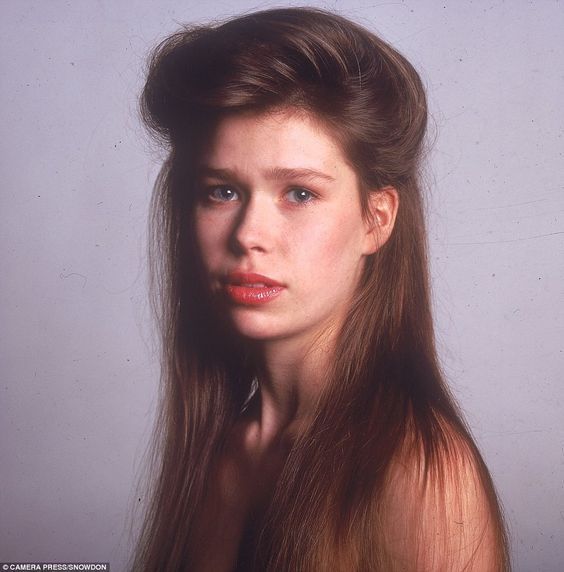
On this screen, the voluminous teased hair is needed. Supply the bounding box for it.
[134,7,509,571]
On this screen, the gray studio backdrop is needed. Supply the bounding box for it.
[1,1,562,570]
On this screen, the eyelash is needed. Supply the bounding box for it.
[285,187,317,205]
[202,185,318,206]
[206,185,239,203]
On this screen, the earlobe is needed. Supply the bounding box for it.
[363,186,399,255]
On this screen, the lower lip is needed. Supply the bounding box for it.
[224,284,284,305]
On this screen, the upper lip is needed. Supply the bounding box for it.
[223,271,284,287]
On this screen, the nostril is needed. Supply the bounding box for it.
[230,226,268,255]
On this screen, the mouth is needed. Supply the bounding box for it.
[221,272,285,305]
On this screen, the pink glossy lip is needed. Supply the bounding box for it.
[222,272,285,305]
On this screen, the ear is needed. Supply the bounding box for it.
[362,186,399,255]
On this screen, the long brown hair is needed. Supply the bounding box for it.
[134,7,509,570]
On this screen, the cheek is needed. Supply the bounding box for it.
[291,212,365,280]
[321,206,365,255]
[194,209,232,270]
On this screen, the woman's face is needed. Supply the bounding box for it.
[194,109,377,344]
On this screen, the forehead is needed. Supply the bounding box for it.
[200,109,356,181]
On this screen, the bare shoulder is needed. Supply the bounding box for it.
[380,419,508,571]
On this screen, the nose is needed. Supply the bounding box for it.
[230,193,274,255]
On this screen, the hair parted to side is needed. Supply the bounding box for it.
[134,7,509,571]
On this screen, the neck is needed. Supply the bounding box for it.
[249,324,338,446]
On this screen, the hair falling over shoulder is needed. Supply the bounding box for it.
[133,7,510,571]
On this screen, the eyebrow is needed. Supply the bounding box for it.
[197,166,336,183]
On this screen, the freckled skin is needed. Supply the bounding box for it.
[194,110,375,345]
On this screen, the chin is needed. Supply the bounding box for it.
[227,309,289,341]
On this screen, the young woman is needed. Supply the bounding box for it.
[134,7,509,571]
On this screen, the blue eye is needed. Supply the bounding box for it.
[207,186,239,202]
[286,188,315,204]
